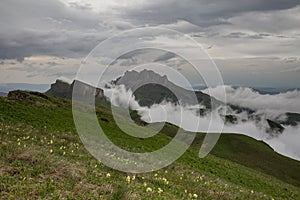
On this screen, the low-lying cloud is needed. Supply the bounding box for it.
[202,85,300,113]
[105,85,300,161]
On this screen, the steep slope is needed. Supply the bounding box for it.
[2,121,299,199]
[161,123,300,187]
[0,91,299,199]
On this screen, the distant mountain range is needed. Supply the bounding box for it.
[193,85,300,95]
[0,83,50,93]
[251,87,300,95]
[43,70,300,136]
[114,70,300,130]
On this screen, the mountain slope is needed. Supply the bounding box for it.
[116,70,222,109]
[115,70,297,132]
[0,91,299,200]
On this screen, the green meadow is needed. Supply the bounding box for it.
[0,91,299,199]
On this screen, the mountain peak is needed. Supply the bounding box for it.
[115,69,221,108]
[118,70,169,91]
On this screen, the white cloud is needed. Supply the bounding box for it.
[202,85,300,113]
[105,84,300,160]
[1,0,300,87]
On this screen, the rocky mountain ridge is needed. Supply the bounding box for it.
[42,70,299,135]
[46,79,105,100]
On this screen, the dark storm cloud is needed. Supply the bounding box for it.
[1,0,300,62]
[123,0,300,27]
[0,30,103,62]
[0,0,121,61]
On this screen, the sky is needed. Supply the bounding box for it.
[0,0,300,88]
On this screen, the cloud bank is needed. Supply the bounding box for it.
[106,85,300,161]
[202,85,300,113]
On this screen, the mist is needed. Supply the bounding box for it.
[104,85,300,161]
[202,85,300,113]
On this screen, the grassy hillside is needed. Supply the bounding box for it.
[0,92,299,199]
[160,124,300,188]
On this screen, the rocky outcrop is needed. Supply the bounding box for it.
[46,80,105,100]
[46,80,71,98]
[8,90,33,100]
[8,90,49,100]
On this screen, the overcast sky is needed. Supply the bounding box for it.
[0,0,300,88]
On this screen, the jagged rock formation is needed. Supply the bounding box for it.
[116,69,222,109]
[117,70,169,91]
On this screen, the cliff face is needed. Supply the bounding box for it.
[46,80,70,98]
[46,80,104,100]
